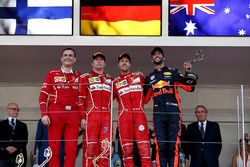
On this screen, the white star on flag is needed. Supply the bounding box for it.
[224,7,230,14]
[184,20,197,35]
[238,29,246,36]
[246,14,250,19]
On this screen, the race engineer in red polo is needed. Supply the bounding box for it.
[113,53,152,167]
[79,52,112,167]
[144,47,198,167]
[39,48,81,167]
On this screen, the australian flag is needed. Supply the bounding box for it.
[0,0,72,35]
[169,0,250,36]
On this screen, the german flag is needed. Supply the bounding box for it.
[80,0,161,36]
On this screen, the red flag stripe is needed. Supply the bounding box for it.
[81,6,161,21]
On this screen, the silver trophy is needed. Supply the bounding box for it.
[184,50,204,84]
[185,49,204,72]
[33,147,52,167]
[16,153,24,167]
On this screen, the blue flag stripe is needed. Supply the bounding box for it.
[0,0,72,34]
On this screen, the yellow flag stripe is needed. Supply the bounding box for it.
[81,20,161,35]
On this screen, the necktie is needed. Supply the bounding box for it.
[11,118,15,129]
[200,122,205,139]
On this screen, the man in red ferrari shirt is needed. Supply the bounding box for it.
[113,53,152,167]
[79,52,112,167]
[39,48,81,167]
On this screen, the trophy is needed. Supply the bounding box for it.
[185,49,204,72]
[184,50,204,84]
[16,153,24,167]
[33,147,52,167]
[39,147,52,167]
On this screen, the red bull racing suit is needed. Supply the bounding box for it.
[79,71,112,167]
[39,68,81,167]
[144,66,196,167]
[113,73,152,167]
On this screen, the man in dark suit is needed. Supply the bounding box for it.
[186,105,222,167]
[0,103,28,167]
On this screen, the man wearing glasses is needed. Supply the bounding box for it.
[0,103,28,167]
[186,105,222,167]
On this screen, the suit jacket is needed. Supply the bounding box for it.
[186,120,222,167]
[180,124,188,158]
[0,119,28,165]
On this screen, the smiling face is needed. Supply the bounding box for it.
[61,49,76,67]
[195,106,208,122]
[92,56,106,71]
[151,51,165,65]
[7,103,20,118]
[118,57,131,73]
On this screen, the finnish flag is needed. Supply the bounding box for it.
[0,0,72,35]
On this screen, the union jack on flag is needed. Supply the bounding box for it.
[170,0,215,16]
[169,0,250,36]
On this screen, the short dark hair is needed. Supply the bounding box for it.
[151,47,164,56]
[61,48,76,57]
[195,105,208,113]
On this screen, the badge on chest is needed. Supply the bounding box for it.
[116,80,128,89]
[54,76,66,83]
[89,77,101,84]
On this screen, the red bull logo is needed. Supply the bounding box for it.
[153,88,173,97]
[153,80,170,90]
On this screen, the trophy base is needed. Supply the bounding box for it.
[185,72,199,85]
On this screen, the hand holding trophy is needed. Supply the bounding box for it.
[184,49,204,72]
[183,50,204,85]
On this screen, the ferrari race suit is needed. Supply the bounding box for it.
[144,66,196,167]
[113,73,152,167]
[79,70,112,167]
[39,68,81,167]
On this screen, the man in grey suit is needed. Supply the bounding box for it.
[186,105,222,167]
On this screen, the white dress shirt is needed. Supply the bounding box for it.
[8,117,16,127]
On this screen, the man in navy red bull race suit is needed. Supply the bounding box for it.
[144,47,198,167]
